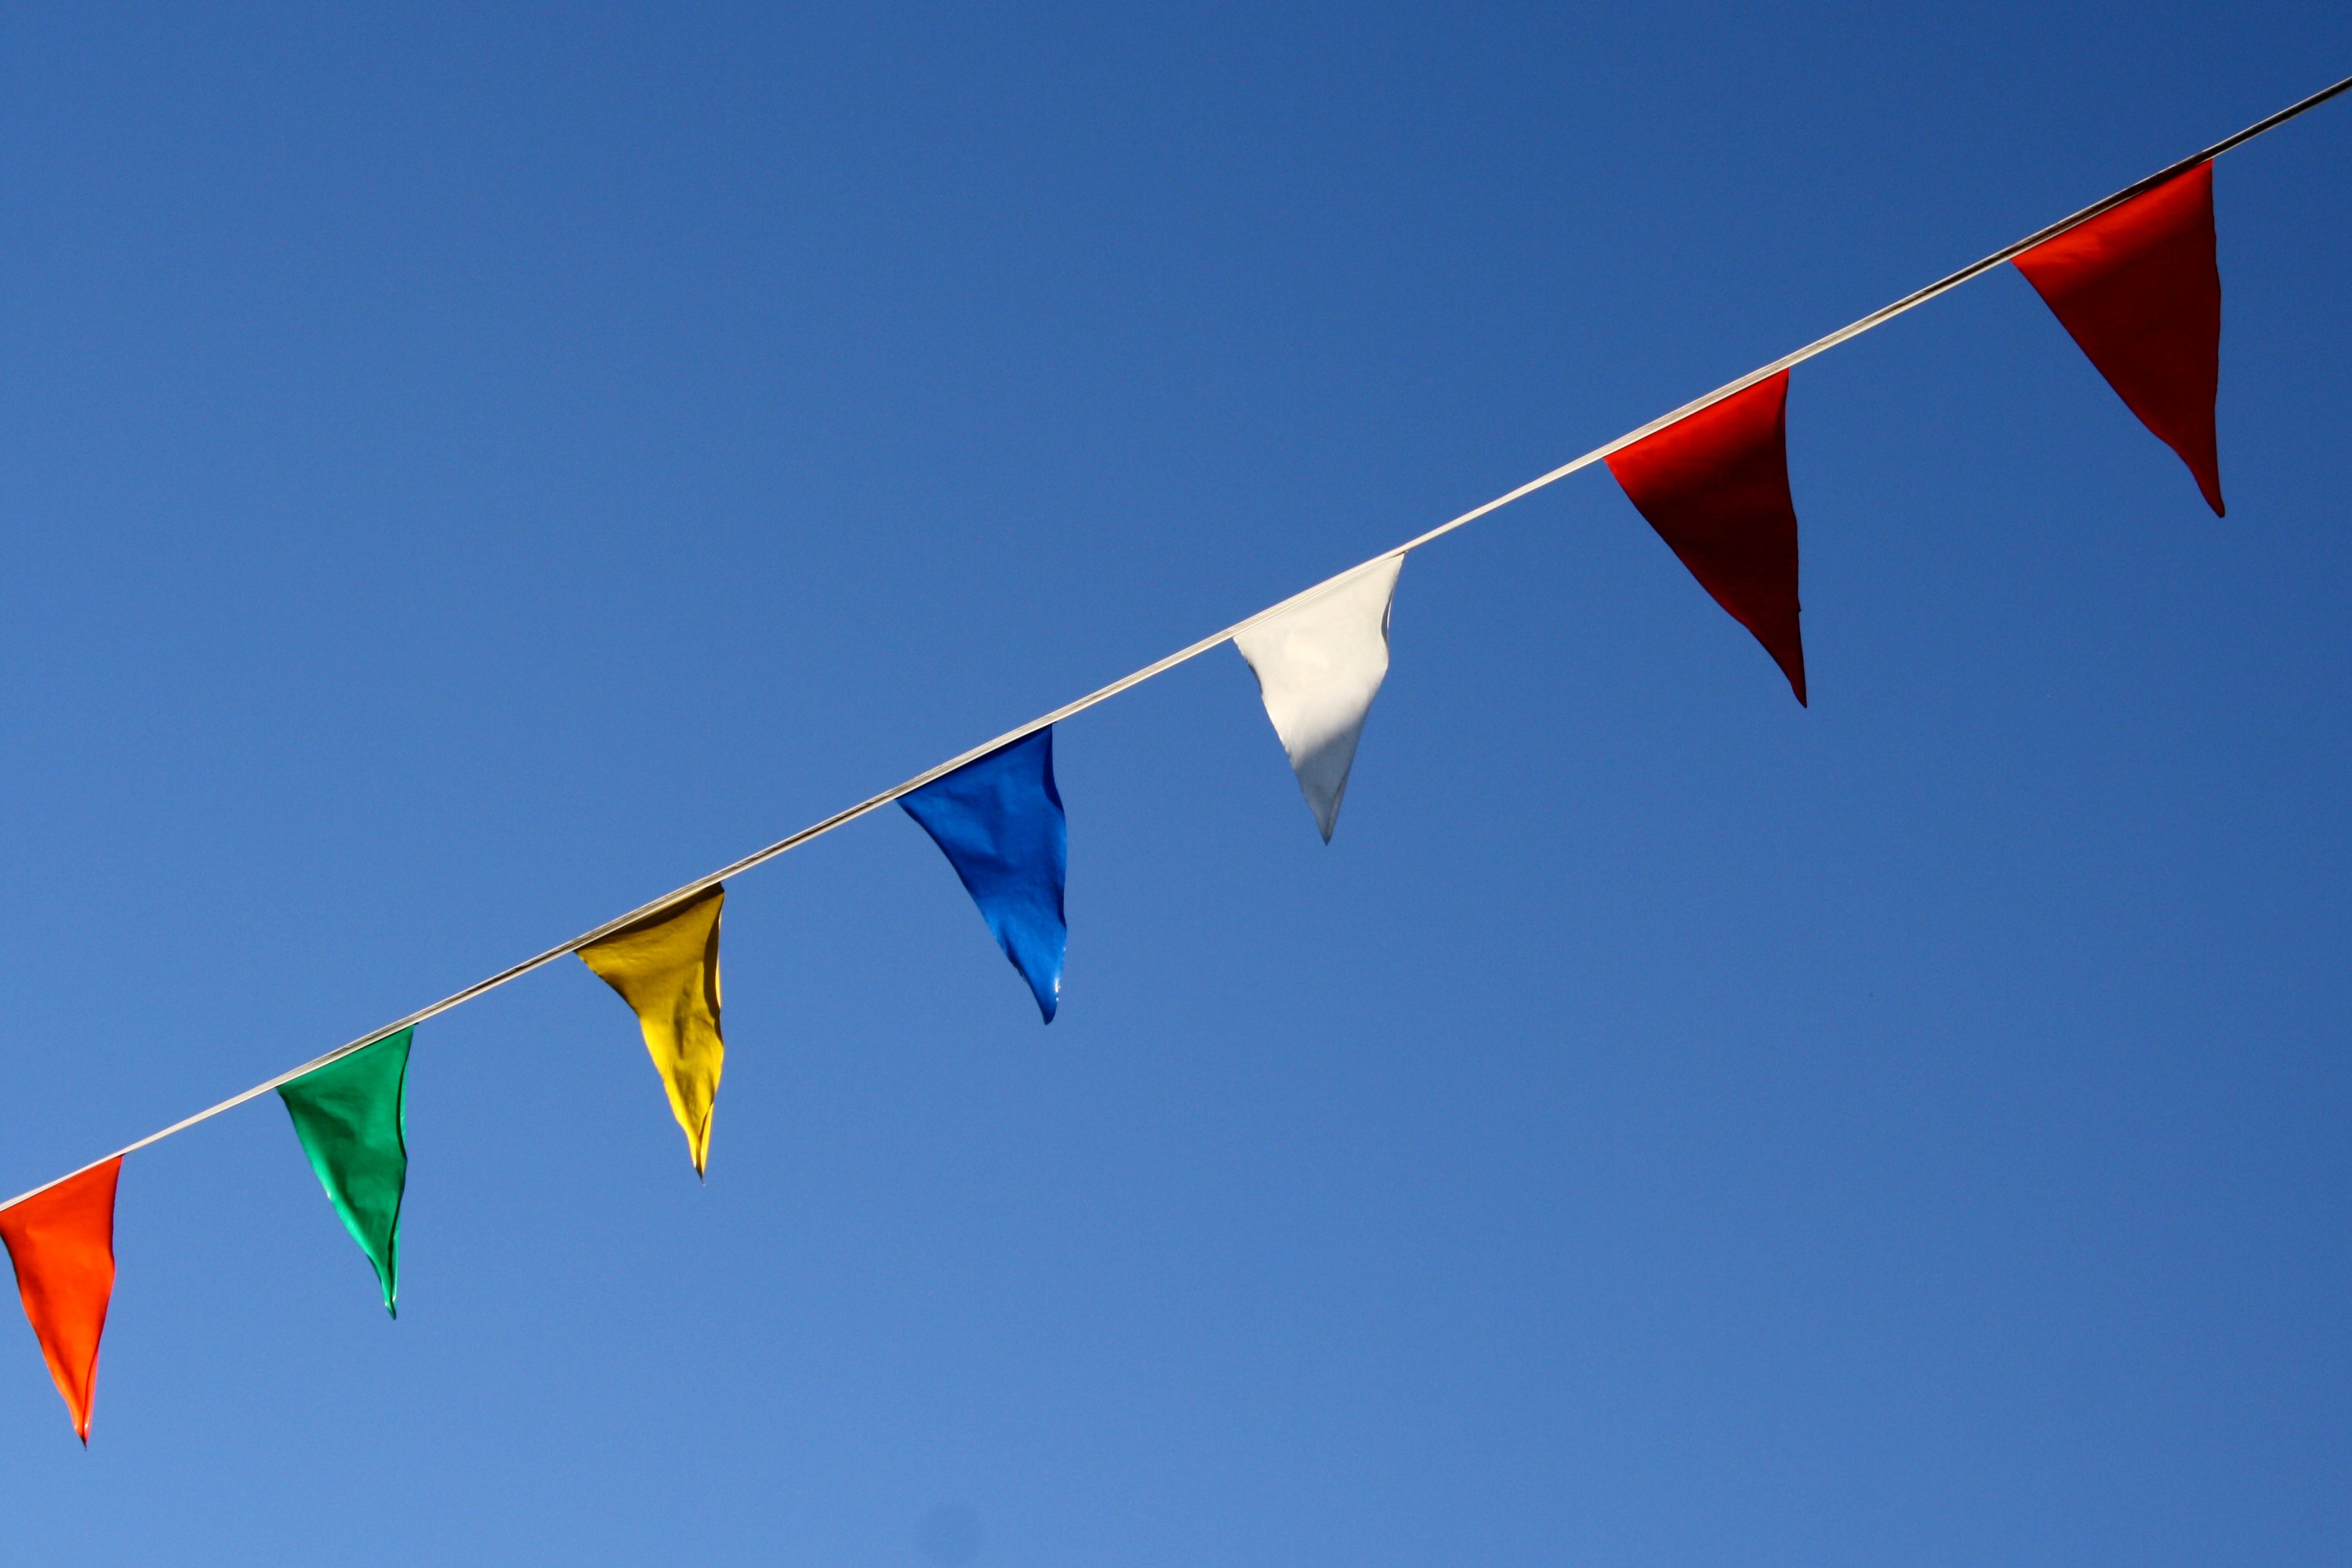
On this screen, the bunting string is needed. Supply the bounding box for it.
[2,71,2346,1329]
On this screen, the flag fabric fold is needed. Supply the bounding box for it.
[580,885,727,1176]
[2013,162,2224,515]
[1606,369,1808,704]
[279,1028,412,1316]
[1233,557,1403,841]
[0,1159,122,1443]
[902,728,1068,1022]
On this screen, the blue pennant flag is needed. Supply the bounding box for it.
[901,727,1068,1022]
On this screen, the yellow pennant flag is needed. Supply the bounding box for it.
[579,884,726,1177]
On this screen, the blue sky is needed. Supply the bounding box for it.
[0,4,2348,1563]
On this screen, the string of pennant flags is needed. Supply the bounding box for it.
[4,74,2347,1446]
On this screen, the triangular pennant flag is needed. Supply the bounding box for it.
[580,885,726,1177]
[902,728,1068,1022]
[1232,557,1403,841]
[279,1028,412,1316]
[1605,369,1807,704]
[2013,161,2224,515]
[0,1158,122,1443]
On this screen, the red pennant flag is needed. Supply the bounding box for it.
[2013,162,2223,515]
[1606,369,1807,704]
[0,1159,122,1443]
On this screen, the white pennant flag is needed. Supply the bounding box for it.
[1232,555,1403,842]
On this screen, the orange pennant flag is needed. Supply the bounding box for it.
[0,1158,122,1443]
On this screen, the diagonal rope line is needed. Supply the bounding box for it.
[8,70,2347,1213]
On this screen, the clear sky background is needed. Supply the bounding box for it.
[0,4,2347,1563]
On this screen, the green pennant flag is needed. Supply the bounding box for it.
[278,1027,412,1317]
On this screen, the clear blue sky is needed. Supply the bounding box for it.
[1,4,2347,1563]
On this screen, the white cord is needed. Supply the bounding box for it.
[8,70,2347,1214]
